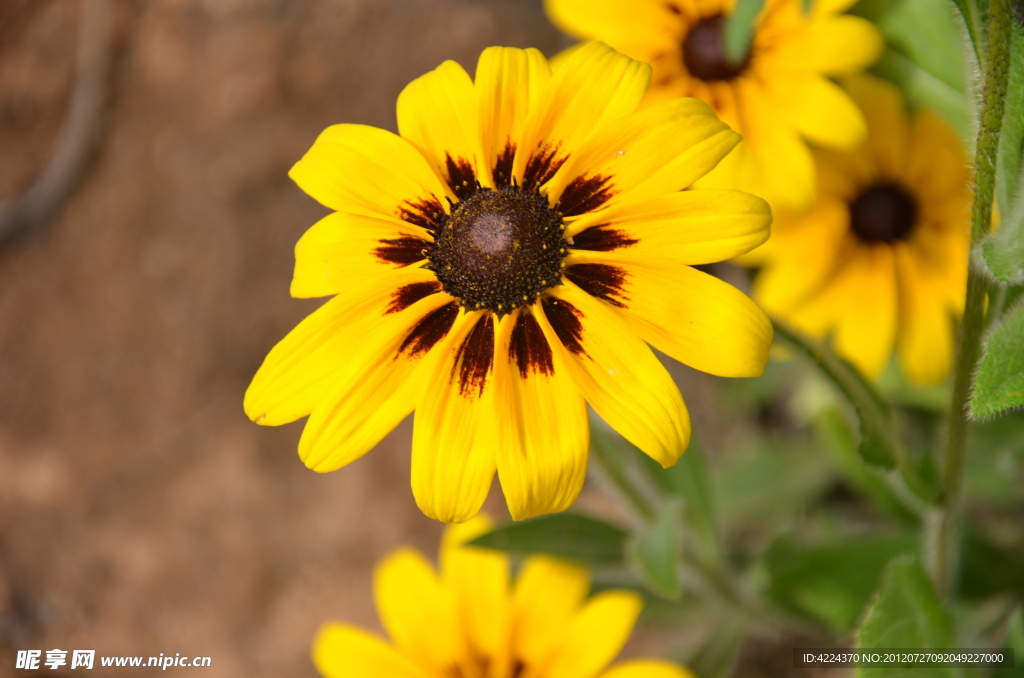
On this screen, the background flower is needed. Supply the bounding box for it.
[544,0,883,209]
[750,75,970,382]
[313,515,696,678]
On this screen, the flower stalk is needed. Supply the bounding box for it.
[929,0,1013,595]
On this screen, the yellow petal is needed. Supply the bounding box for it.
[440,516,513,673]
[544,98,740,213]
[566,189,771,265]
[793,244,898,378]
[540,590,644,678]
[767,75,867,149]
[543,0,680,60]
[565,252,772,378]
[397,60,484,197]
[894,244,955,384]
[311,623,430,678]
[539,286,690,468]
[476,47,551,186]
[289,124,448,219]
[297,293,459,473]
[717,79,816,209]
[770,15,883,76]
[754,196,850,313]
[845,75,909,178]
[243,266,441,427]
[411,311,499,523]
[905,108,970,203]
[493,307,590,520]
[514,42,650,189]
[512,556,591,667]
[600,660,697,678]
[291,211,432,299]
[374,548,465,670]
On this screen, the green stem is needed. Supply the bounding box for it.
[929,0,1013,596]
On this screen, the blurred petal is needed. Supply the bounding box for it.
[600,660,697,678]
[540,591,644,678]
[312,623,430,678]
[374,548,465,670]
[440,516,513,672]
[512,556,591,668]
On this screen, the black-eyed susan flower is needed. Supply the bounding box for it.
[244,42,772,523]
[312,516,696,678]
[750,76,970,383]
[544,0,884,210]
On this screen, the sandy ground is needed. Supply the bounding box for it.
[0,2,844,676]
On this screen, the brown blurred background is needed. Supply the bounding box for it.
[0,2,806,676]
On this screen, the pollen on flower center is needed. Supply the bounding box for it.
[848,183,918,243]
[428,187,566,314]
[682,15,750,82]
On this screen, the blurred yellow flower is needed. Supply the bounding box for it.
[244,43,772,522]
[544,0,883,209]
[312,516,696,678]
[751,76,970,383]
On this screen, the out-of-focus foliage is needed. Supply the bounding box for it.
[854,557,956,677]
[468,513,627,567]
[852,0,969,135]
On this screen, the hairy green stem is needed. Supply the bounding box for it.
[929,0,1013,596]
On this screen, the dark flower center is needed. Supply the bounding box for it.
[427,187,565,314]
[682,15,749,82]
[848,184,918,243]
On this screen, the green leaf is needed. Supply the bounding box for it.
[970,300,1024,417]
[636,436,722,566]
[724,0,764,64]
[686,617,744,678]
[855,556,955,678]
[626,499,683,599]
[773,319,901,468]
[853,0,969,135]
[469,514,628,567]
[766,534,918,631]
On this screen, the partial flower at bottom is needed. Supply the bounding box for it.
[311,516,696,678]
[244,42,772,523]
[749,75,970,383]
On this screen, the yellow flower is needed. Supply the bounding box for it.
[312,516,696,678]
[544,0,883,210]
[244,42,772,522]
[751,76,970,383]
